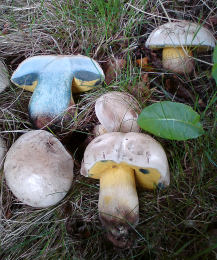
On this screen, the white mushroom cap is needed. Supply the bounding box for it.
[81,132,170,187]
[145,21,216,50]
[95,91,141,133]
[92,124,107,137]
[0,136,7,168]
[0,60,10,93]
[4,130,74,207]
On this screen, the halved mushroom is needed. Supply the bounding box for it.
[93,91,141,136]
[4,130,74,208]
[0,59,10,93]
[145,21,216,74]
[81,132,169,247]
[11,55,105,128]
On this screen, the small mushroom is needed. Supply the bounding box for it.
[93,91,141,136]
[0,136,7,168]
[4,130,74,207]
[0,59,10,93]
[81,132,169,247]
[11,55,105,128]
[145,21,216,74]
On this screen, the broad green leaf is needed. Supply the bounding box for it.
[212,63,217,85]
[213,45,217,64]
[137,101,204,140]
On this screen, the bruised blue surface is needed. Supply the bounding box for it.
[139,169,150,174]
[11,56,57,85]
[157,183,165,189]
[29,71,73,117]
[11,55,105,121]
[12,55,104,85]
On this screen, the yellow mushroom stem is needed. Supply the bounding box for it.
[162,47,194,74]
[98,164,139,247]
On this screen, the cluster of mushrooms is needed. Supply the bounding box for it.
[0,21,216,248]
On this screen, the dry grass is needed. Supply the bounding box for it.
[0,0,216,259]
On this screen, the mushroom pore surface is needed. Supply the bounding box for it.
[81,132,169,187]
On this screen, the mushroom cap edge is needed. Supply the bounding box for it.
[81,132,170,188]
[145,21,216,50]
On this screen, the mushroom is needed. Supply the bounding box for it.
[0,59,10,93]
[11,55,105,128]
[93,91,141,136]
[145,21,216,74]
[81,132,169,247]
[4,130,74,207]
[0,136,7,168]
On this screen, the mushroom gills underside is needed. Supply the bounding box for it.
[71,74,102,93]
[12,73,38,92]
[149,44,212,51]
[89,160,162,189]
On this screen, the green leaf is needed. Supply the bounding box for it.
[137,101,204,140]
[212,63,217,85]
[213,45,217,64]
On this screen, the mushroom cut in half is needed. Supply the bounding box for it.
[81,132,169,248]
[145,21,216,74]
[93,91,141,136]
[11,55,105,129]
[4,130,74,208]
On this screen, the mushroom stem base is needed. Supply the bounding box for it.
[162,47,194,74]
[98,165,139,248]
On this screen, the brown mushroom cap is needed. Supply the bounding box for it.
[4,130,74,207]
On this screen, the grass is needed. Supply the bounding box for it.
[0,0,216,259]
